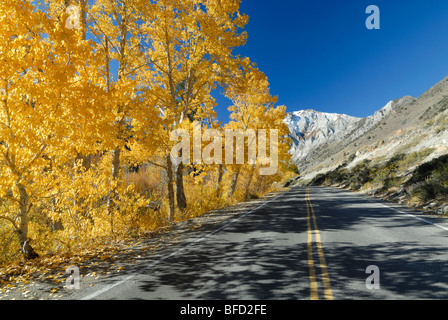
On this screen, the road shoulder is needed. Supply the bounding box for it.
[0,188,289,300]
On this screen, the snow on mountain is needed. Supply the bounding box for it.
[285,110,360,164]
[285,96,417,165]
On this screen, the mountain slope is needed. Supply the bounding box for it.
[286,75,448,178]
[285,110,360,164]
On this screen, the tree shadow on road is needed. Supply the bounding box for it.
[324,241,448,299]
[93,187,448,300]
[134,188,311,300]
[308,187,448,299]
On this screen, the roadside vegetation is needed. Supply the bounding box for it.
[0,0,294,271]
[307,149,448,213]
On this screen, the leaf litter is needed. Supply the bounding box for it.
[0,190,285,300]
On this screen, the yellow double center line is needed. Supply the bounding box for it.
[305,188,334,300]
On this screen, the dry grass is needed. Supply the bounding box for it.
[123,165,163,199]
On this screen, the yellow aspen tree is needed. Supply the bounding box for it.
[0,0,104,259]
[224,62,291,198]
[88,0,161,227]
[137,0,248,217]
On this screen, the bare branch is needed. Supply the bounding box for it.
[0,215,19,232]
[147,159,167,170]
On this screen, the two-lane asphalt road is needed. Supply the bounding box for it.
[73,186,448,300]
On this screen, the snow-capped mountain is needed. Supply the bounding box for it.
[285,110,360,164]
[285,96,417,166]
[284,75,448,179]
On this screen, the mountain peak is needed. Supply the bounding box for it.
[285,109,361,164]
[285,75,448,176]
[285,95,421,167]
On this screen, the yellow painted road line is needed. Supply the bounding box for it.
[306,194,319,300]
[305,188,334,300]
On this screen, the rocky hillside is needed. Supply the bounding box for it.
[285,110,360,164]
[286,75,448,180]
[284,75,448,215]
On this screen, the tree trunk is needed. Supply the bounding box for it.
[111,148,121,180]
[216,164,224,197]
[228,169,240,197]
[81,153,92,171]
[107,148,121,234]
[166,155,176,222]
[163,18,187,215]
[16,183,39,260]
[175,163,187,212]
[75,153,93,221]
[80,0,87,40]
[244,165,256,200]
[106,0,127,228]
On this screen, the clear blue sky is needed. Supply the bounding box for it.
[214,0,448,122]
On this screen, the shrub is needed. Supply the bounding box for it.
[394,148,434,170]
[310,173,327,186]
[406,154,448,186]
[409,182,436,204]
[405,154,448,204]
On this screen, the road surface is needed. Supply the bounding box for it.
[71,186,448,300]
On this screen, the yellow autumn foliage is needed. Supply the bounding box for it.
[0,0,293,265]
